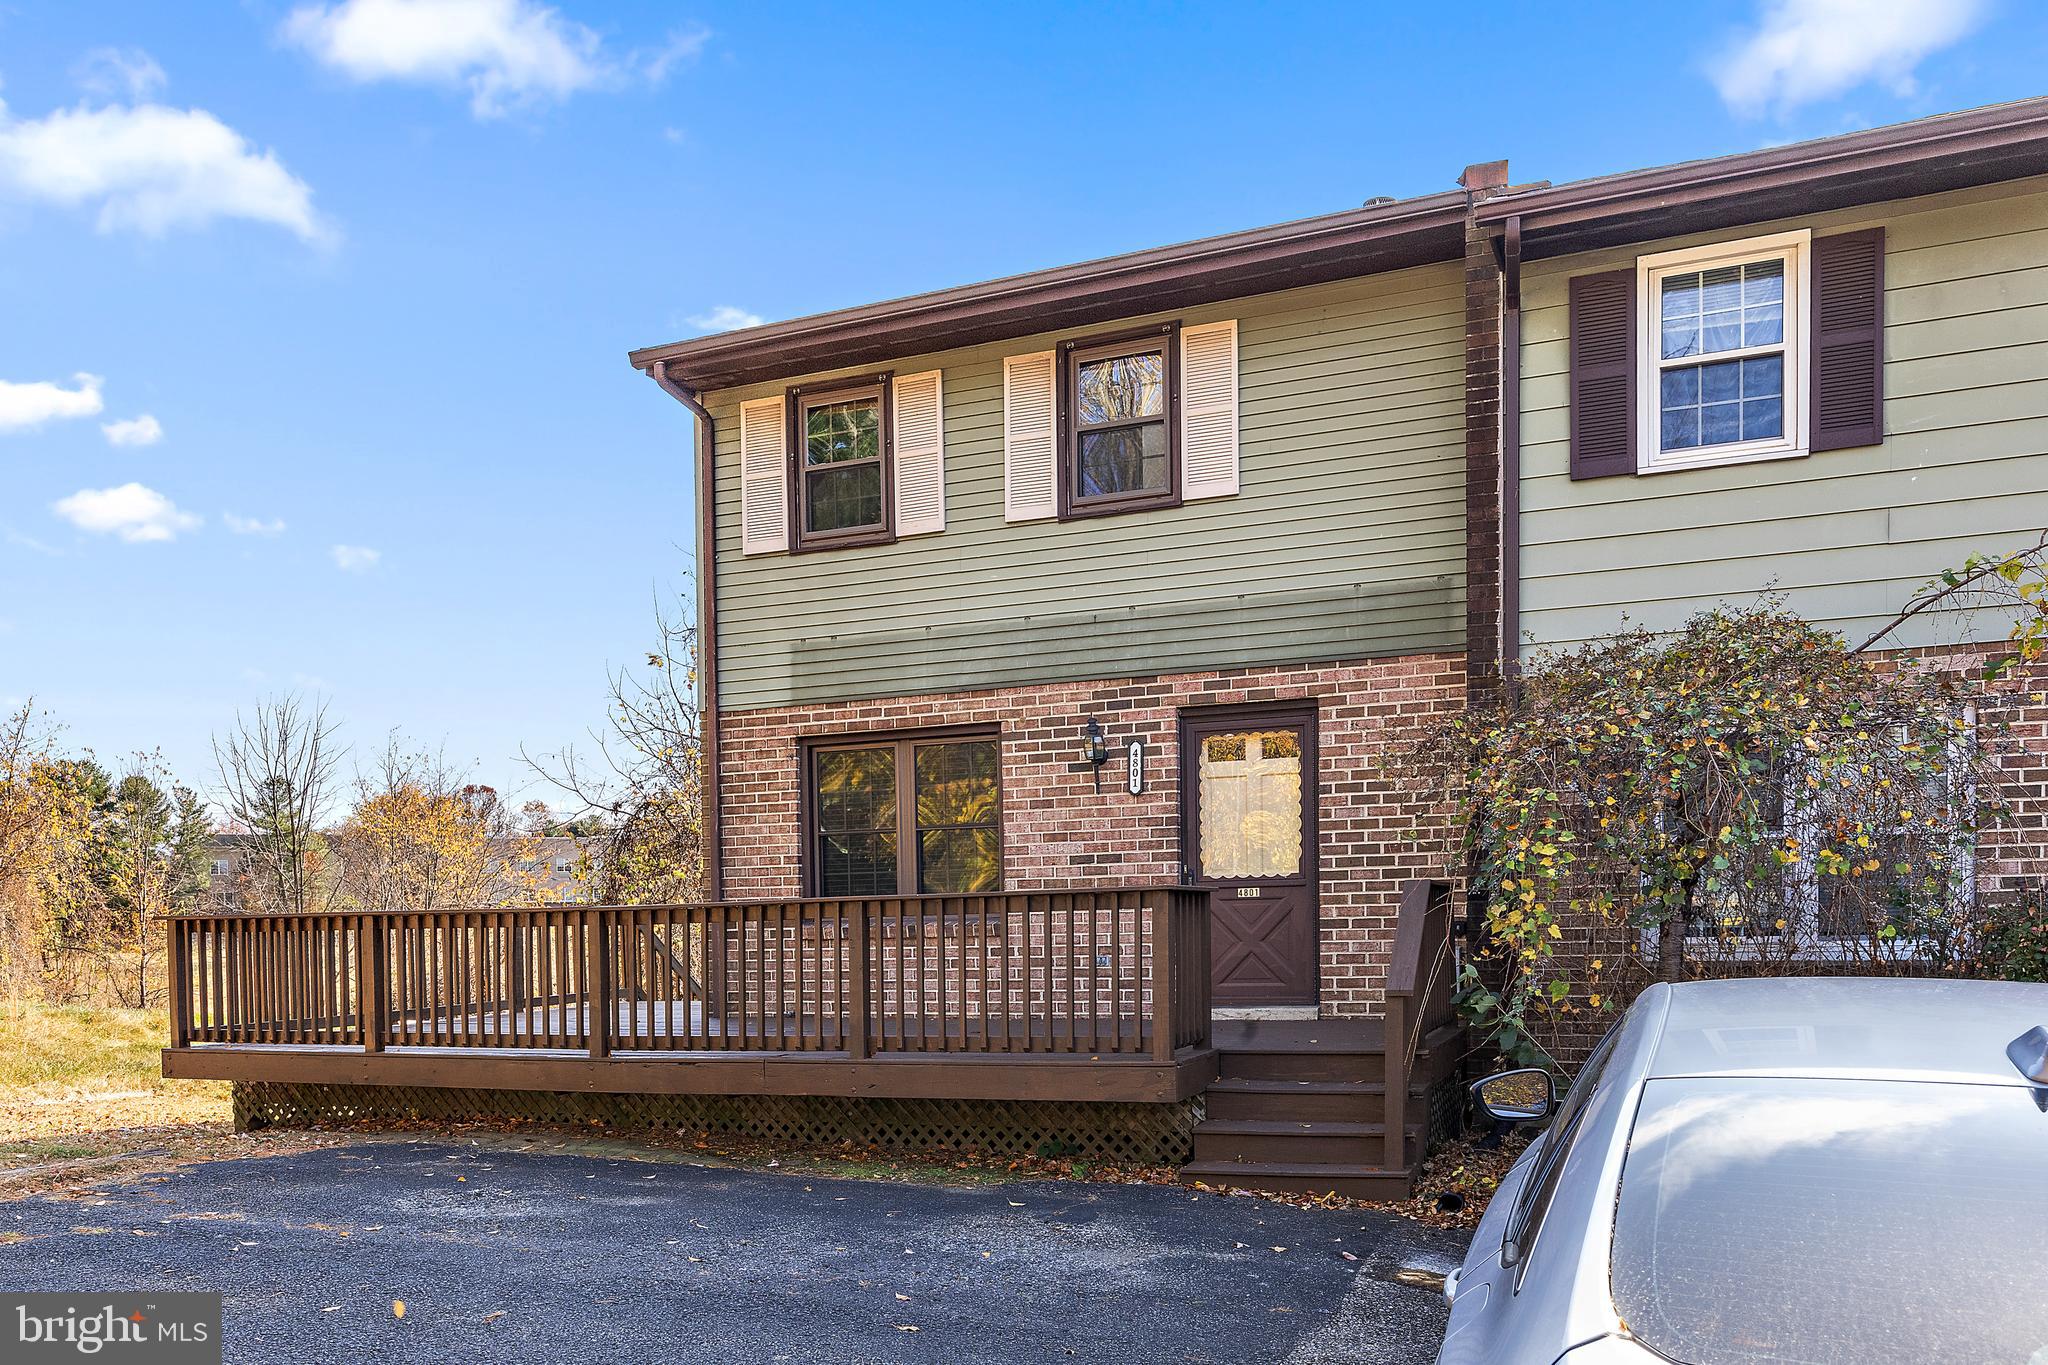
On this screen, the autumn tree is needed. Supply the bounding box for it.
[330,737,542,911]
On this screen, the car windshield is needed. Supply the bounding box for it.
[1612,1076,2048,1364]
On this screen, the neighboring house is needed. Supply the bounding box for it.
[168,98,2048,1198]
[203,832,594,908]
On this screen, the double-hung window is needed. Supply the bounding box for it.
[1638,230,1809,473]
[807,732,1002,896]
[791,376,891,549]
[1060,326,1179,517]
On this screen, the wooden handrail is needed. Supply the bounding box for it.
[1382,877,1457,1171]
[165,889,1212,1063]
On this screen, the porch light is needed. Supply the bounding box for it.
[1080,718,1110,785]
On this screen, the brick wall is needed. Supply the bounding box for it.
[717,652,1465,1016]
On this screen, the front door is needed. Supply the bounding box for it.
[1180,706,1318,1008]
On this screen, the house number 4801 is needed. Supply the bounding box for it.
[1125,738,1144,795]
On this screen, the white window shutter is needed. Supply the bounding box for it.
[1003,351,1058,522]
[738,396,789,554]
[892,369,945,536]
[1180,319,1240,500]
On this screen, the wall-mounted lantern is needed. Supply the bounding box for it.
[1079,717,1110,788]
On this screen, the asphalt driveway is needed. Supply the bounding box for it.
[0,1141,1463,1364]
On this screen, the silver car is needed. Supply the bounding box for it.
[1438,977,2048,1364]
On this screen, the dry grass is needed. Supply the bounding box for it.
[0,1000,349,1198]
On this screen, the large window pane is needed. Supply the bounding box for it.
[806,464,883,532]
[804,398,880,465]
[1198,730,1303,879]
[1078,424,1168,498]
[1658,356,1784,452]
[1076,350,1165,423]
[815,747,897,896]
[1660,259,1784,361]
[914,740,999,893]
[914,742,998,825]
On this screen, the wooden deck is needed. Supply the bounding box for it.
[162,890,1217,1104]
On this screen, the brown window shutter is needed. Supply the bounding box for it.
[1810,227,1885,453]
[1569,269,1636,480]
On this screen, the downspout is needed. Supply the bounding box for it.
[1500,215,1523,686]
[646,359,723,902]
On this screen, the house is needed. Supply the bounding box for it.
[165,98,2048,1197]
[204,831,592,910]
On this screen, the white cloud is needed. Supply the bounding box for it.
[330,543,380,571]
[637,25,710,86]
[1713,0,1989,116]
[284,0,605,118]
[0,94,327,242]
[224,512,287,537]
[101,413,163,447]
[51,482,201,543]
[0,372,103,433]
[74,47,169,102]
[687,305,763,333]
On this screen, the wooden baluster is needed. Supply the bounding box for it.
[846,903,868,1060]
[588,910,610,1059]
[1151,893,1174,1063]
[364,915,388,1053]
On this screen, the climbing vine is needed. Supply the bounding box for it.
[1398,602,2007,1067]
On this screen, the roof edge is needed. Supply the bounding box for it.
[1476,95,2048,235]
[629,189,1469,389]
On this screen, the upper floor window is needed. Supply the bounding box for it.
[790,376,892,550]
[1059,325,1180,518]
[1638,230,1809,474]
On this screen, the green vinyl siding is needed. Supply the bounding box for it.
[1519,176,2048,655]
[705,263,1468,711]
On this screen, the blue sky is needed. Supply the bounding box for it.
[1,0,2041,805]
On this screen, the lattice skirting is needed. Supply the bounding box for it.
[231,1082,1205,1167]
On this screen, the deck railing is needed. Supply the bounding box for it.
[1381,877,1459,1169]
[167,888,1212,1063]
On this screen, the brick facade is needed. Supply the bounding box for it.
[717,652,1465,1016]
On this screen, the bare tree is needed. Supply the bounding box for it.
[212,695,343,914]
[525,590,703,904]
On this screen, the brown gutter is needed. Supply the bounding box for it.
[1500,215,1521,681]
[647,360,722,901]
[1477,95,2048,257]
[629,191,1468,390]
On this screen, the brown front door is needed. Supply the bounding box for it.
[1181,706,1318,1008]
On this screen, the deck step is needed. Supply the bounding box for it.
[1215,1047,1387,1083]
[1191,1119,1418,1166]
[1202,1078,1387,1123]
[1180,1159,1417,1202]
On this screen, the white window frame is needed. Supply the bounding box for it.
[1666,711,1975,962]
[1636,228,1811,475]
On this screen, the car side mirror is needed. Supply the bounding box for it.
[1472,1067,1554,1124]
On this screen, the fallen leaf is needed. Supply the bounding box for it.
[894,1325,920,1333]
[895,1294,911,1302]
[320,1306,340,1313]
[482,1311,504,1324]
[1340,1251,1359,1262]
[392,1301,405,1319]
